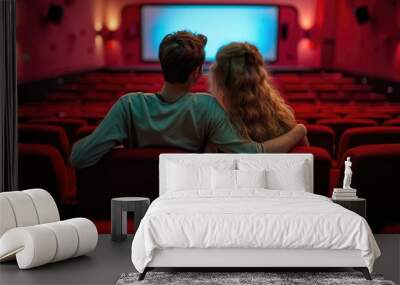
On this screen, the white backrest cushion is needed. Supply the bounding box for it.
[0,196,17,237]
[23,189,60,224]
[160,154,313,195]
[1,191,39,228]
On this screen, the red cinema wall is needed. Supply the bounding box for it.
[334,0,400,81]
[17,0,329,81]
[17,0,105,83]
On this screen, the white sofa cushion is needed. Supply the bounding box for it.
[1,191,40,227]
[0,196,17,237]
[24,189,60,224]
[0,189,60,238]
[42,221,79,262]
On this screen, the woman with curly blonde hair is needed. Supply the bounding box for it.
[210,42,307,145]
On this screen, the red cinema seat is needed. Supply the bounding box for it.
[74,125,96,142]
[316,119,378,153]
[384,119,400,126]
[28,118,88,145]
[377,224,400,234]
[318,93,349,103]
[353,93,386,103]
[46,92,80,102]
[337,144,400,232]
[76,147,189,219]
[285,92,316,104]
[283,83,308,93]
[309,83,338,93]
[291,146,331,197]
[68,114,104,125]
[18,124,70,163]
[337,127,400,162]
[296,113,340,124]
[364,107,400,117]
[341,84,372,93]
[18,144,68,206]
[305,125,335,157]
[346,113,391,125]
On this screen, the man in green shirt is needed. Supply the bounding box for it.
[70,31,306,168]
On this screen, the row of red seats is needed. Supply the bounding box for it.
[19,104,400,119]
[19,117,400,159]
[19,121,400,195]
[44,71,377,104]
[18,142,400,234]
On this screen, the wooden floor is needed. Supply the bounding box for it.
[0,235,399,285]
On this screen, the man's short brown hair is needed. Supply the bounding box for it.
[158,31,207,83]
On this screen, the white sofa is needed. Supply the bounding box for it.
[0,189,98,269]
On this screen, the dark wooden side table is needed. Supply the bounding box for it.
[111,197,150,242]
[331,197,366,219]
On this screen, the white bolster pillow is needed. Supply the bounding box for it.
[0,218,98,269]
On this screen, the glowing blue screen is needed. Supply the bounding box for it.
[141,5,278,62]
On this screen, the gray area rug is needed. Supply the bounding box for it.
[117,272,396,285]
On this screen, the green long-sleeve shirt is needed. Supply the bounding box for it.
[70,92,263,168]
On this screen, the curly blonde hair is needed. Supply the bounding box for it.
[210,42,296,142]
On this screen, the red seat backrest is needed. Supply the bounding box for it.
[76,147,189,219]
[337,127,400,161]
[18,124,70,163]
[28,118,88,144]
[384,119,400,126]
[346,113,391,125]
[305,125,335,157]
[296,113,339,124]
[337,144,400,232]
[18,143,68,206]
[315,119,378,155]
[74,125,97,143]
